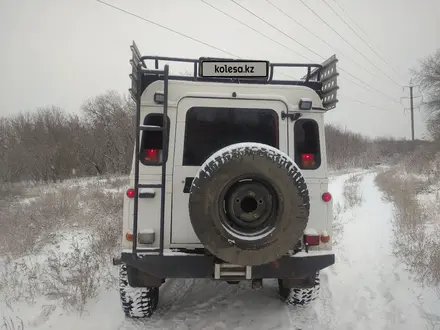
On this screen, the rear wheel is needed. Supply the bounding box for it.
[278,272,320,307]
[119,264,159,318]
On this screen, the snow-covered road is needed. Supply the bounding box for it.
[4,171,440,329]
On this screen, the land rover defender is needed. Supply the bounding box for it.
[113,41,339,318]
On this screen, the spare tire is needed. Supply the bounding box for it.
[189,142,310,266]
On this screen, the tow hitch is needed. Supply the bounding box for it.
[112,256,122,265]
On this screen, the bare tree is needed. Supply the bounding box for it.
[80,90,135,175]
[411,49,440,141]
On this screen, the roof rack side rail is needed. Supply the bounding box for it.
[270,62,322,82]
[304,55,339,110]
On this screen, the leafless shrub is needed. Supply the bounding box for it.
[0,173,128,257]
[0,185,84,256]
[0,144,127,314]
[343,174,363,209]
[0,206,50,256]
[375,169,403,203]
[36,219,121,314]
[1,317,24,330]
[375,169,440,288]
[325,124,431,171]
[0,184,24,201]
[104,176,129,190]
[37,187,81,221]
[1,230,119,315]
[325,124,373,170]
[41,240,101,315]
[332,201,345,246]
[32,179,124,311]
[0,256,42,309]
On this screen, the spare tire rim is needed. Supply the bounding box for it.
[221,177,278,240]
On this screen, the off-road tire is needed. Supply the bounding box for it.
[189,142,310,266]
[278,272,320,307]
[119,264,159,318]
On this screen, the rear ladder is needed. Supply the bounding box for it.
[130,42,169,257]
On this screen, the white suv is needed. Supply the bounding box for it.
[113,42,339,318]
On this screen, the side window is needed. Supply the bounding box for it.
[294,119,321,169]
[140,113,170,166]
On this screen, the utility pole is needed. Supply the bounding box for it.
[410,85,414,141]
[401,81,421,141]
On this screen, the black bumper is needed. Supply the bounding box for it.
[118,252,335,279]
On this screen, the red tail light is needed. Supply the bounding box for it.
[322,192,332,202]
[301,153,315,168]
[304,235,320,246]
[321,234,331,243]
[302,153,314,161]
[125,232,133,241]
[145,149,159,162]
[126,188,135,199]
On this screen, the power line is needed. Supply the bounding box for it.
[330,0,404,79]
[338,74,396,104]
[265,0,398,89]
[202,0,398,103]
[320,0,402,86]
[228,0,401,105]
[200,0,307,71]
[96,0,400,106]
[95,0,239,57]
[342,96,395,112]
[298,0,401,88]
[95,0,296,80]
[230,0,323,60]
[339,71,400,105]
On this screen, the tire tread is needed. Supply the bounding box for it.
[279,272,320,307]
[119,264,159,318]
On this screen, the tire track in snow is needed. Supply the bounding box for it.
[325,172,437,330]
[118,279,292,330]
[155,278,196,314]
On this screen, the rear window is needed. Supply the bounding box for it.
[294,119,321,169]
[183,107,279,166]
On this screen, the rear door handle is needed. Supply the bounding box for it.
[139,188,156,198]
[183,177,194,193]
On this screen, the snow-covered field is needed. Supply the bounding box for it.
[1,170,440,330]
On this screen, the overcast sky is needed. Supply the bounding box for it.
[1,0,439,139]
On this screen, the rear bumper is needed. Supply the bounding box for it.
[116,250,335,279]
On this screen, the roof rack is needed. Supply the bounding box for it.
[129,41,339,110]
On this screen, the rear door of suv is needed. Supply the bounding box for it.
[171,96,289,245]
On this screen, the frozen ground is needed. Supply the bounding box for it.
[1,171,440,330]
